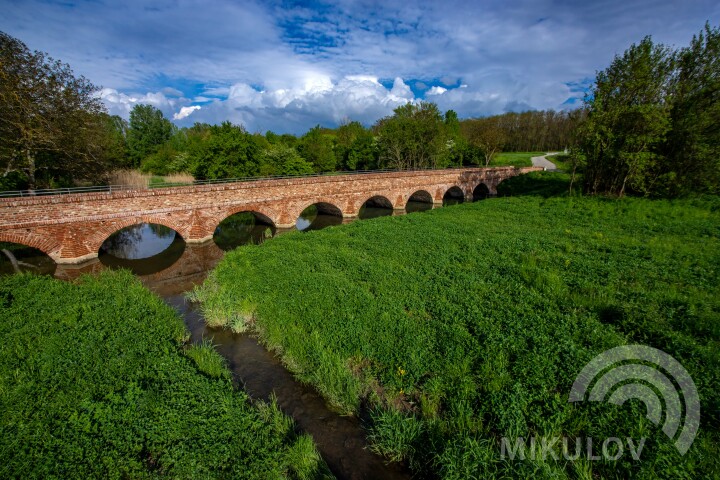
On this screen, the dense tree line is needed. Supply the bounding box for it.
[461,110,583,160]
[90,101,476,181]
[577,23,719,196]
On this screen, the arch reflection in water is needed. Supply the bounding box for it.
[359,196,393,220]
[406,190,434,213]
[443,186,465,206]
[98,223,186,276]
[0,242,56,276]
[213,212,276,251]
[296,203,343,232]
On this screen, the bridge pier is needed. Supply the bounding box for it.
[185,235,214,244]
[51,251,99,265]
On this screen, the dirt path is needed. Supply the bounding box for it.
[531,152,560,171]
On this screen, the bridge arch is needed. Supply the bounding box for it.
[0,231,60,259]
[442,186,465,206]
[289,198,345,224]
[294,201,344,231]
[86,216,189,256]
[213,210,277,251]
[404,190,434,213]
[217,205,280,229]
[359,195,394,220]
[473,183,491,201]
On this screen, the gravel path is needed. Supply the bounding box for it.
[531,152,560,171]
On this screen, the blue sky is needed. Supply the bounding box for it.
[1,0,717,133]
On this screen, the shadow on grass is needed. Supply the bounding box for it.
[497,171,572,198]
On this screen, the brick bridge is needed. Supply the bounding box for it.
[0,166,540,264]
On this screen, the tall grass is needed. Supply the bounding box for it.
[193,173,720,478]
[109,169,194,188]
[0,270,330,478]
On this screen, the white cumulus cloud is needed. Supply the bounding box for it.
[98,88,192,121]
[181,75,419,133]
[173,105,202,120]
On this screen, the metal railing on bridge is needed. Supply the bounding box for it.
[0,165,498,198]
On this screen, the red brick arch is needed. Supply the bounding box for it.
[441,185,466,200]
[0,231,61,258]
[215,205,281,229]
[83,215,190,256]
[359,193,397,209]
[472,182,492,199]
[288,197,347,222]
[401,188,434,207]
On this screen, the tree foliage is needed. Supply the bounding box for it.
[461,117,508,166]
[664,23,720,196]
[126,104,175,168]
[187,121,263,180]
[259,144,314,176]
[580,37,675,196]
[459,110,581,155]
[298,125,336,172]
[374,102,450,170]
[335,121,378,170]
[99,114,130,169]
[0,31,110,189]
[444,110,473,166]
[580,23,720,196]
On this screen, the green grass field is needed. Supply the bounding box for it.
[0,270,329,479]
[489,151,546,167]
[194,173,720,478]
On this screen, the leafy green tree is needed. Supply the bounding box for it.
[126,104,175,167]
[139,126,196,175]
[0,31,110,190]
[100,114,130,169]
[188,122,262,180]
[334,120,363,169]
[298,125,336,172]
[445,109,472,166]
[279,133,299,148]
[333,121,378,170]
[264,131,299,148]
[663,23,720,195]
[461,118,507,166]
[581,37,675,196]
[347,129,378,170]
[259,144,314,176]
[374,101,449,170]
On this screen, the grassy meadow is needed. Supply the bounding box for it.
[0,271,330,479]
[193,173,720,478]
[489,151,546,167]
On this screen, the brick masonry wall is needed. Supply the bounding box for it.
[0,167,541,263]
